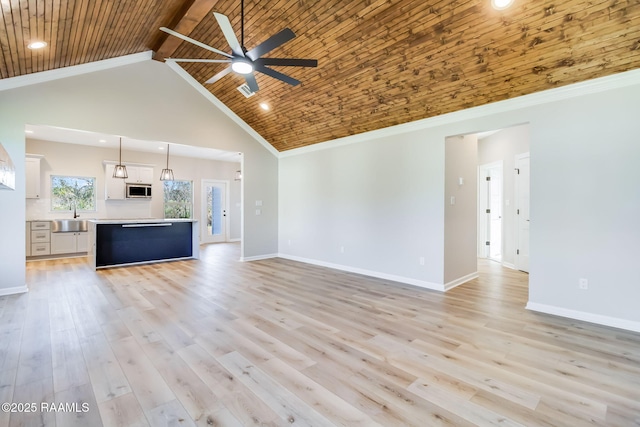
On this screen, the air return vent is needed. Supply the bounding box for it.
[237,83,256,98]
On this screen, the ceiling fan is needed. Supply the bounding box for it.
[160,0,318,93]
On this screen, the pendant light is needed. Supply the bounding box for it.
[113,137,128,179]
[160,144,174,181]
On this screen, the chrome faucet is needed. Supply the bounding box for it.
[73,201,80,219]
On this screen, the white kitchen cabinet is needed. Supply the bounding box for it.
[51,231,88,254]
[25,155,43,199]
[30,221,50,256]
[105,163,125,200]
[126,166,154,184]
[26,222,31,257]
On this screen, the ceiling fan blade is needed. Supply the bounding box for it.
[205,66,232,84]
[167,58,231,63]
[255,64,300,86]
[213,12,244,57]
[257,58,318,68]
[246,28,296,61]
[244,73,259,93]
[160,27,233,58]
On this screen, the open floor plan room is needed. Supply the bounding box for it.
[2,243,639,426]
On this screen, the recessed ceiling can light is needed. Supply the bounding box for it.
[27,41,47,49]
[260,103,270,111]
[99,139,106,143]
[25,130,34,134]
[492,0,514,9]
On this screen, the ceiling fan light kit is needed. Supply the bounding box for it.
[160,0,317,93]
[492,0,514,10]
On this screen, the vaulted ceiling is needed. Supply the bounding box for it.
[1,0,639,151]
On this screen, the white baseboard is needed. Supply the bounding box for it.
[0,285,29,297]
[228,238,241,243]
[240,253,279,262]
[277,253,445,292]
[444,272,479,291]
[502,262,516,270]
[526,302,640,333]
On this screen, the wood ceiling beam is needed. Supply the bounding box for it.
[152,0,218,61]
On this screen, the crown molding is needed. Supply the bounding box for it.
[0,51,153,92]
[164,60,279,158]
[279,68,640,158]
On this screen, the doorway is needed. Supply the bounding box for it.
[478,162,503,262]
[201,179,229,244]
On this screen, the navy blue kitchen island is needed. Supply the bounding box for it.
[88,219,199,269]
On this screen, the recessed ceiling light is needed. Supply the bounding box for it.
[99,139,106,143]
[260,103,270,111]
[492,0,514,10]
[27,41,47,50]
[25,130,34,134]
[158,146,165,150]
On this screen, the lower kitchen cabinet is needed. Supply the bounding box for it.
[51,232,88,255]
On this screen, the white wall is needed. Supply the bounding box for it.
[279,132,446,288]
[444,134,478,285]
[478,124,530,267]
[279,71,640,330]
[0,59,278,294]
[25,139,242,241]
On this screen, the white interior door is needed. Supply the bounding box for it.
[201,179,228,244]
[515,153,530,272]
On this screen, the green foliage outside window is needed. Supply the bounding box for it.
[51,176,96,211]
[164,180,193,219]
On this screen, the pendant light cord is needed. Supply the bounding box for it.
[166,144,170,169]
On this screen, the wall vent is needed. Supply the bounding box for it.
[237,83,256,98]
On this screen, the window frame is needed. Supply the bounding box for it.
[50,175,97,213]
[163,179,194,219]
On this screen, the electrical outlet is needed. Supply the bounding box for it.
[579,278,588,290]
[419,257,425,265]
[287,239,291,246]
[340,246,345,253]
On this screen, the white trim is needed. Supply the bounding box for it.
[228,238,241,242]
[164,61,279,158]
[444,272,479,291]
[201,179,230,244]
[0,285,29,296]
[277,253,445,292]
[501,262,516,270]
[526,302,640,333]
[515,152,530,272]
[0,52,153,92]
[240,253,278,262]
[279,68,640,158]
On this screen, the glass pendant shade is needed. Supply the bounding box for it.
[113,137,128,179]
[160,144,174,181]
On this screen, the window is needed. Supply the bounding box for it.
[164,180,193,219]
[51,175,96,212]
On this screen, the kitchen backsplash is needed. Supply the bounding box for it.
[26,197,154,221]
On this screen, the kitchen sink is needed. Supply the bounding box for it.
[51,219,89,233]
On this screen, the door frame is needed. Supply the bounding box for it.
[477,161,503,259]
[201,179,230,244]
[515,152,530,272]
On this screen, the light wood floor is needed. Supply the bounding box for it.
[3,243,639,426]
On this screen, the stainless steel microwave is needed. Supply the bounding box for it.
[126,183,152,198]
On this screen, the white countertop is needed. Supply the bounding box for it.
[89,218,197,224]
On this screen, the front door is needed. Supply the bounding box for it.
[201,180,228,244]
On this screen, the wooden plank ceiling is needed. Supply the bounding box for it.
[2,0,640,151]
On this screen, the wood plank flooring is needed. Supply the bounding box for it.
[2,243,639,426]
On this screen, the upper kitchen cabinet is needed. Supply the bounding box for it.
[127,166,153,184]
[25,154,44,198]
[104,163,125,200]
[0,143,16,190]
